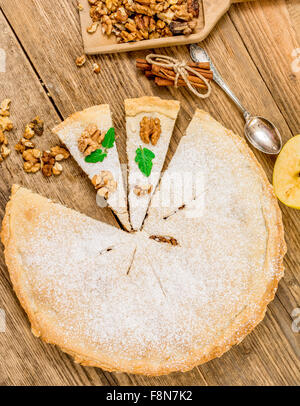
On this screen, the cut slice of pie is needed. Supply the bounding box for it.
[52,105,131,231]
[125,97,180,230]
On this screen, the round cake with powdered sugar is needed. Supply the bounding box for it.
[1,110,286,375]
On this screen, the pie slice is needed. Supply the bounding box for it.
[125,97,180,230]
[52,105,131,231]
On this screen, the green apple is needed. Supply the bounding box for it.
[273,134,300,209]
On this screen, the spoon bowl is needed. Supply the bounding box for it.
[244,116,282,154]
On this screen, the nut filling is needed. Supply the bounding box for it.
[87,0,199,43]
[140,116,161,145]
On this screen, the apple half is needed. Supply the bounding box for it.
[273,134,300,209]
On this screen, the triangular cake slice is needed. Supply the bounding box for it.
[52,105,131,231]
[125,97,180,230]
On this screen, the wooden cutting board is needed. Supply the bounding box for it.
[80,0,253,54]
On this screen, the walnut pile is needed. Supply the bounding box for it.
[78,124,104,156]
[0,99,12,163]
[92,170,117,199]
[41,147,69,177]
[15,117,69,176]
[133,184,152,196]
[87,0,199,43]
[140,116,161,145]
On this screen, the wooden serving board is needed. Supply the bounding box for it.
[80,0,253,54]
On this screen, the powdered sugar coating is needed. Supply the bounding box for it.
[52,105,130,230]
[3,110,285,374]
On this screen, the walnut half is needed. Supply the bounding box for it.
[78,124,104,156]
[140,116,161,146]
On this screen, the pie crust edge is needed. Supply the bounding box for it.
[124,96,180,119]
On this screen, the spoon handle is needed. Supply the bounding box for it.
[210,64,250,120]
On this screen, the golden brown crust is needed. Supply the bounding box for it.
[124,96,180,120]
[1,109,286,376]
[52,105,111,136]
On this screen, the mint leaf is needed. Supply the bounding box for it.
[102,127,115,149]
[135,147,155,177]
[85,149,107,163]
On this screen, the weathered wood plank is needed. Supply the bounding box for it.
[229,0,300,133]
[0,9,118,387]
[0,0,299,386]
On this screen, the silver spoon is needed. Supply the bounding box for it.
[190,44,282,154]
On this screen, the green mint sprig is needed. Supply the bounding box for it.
[135,146,155,177]
[85,149,107,163]
[84,127,115,163]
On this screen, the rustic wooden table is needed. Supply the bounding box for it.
[0,0,299,386]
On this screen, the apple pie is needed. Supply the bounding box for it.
[1,110,286,375]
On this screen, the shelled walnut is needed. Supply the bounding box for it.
[0,99,11,117]
[87,0,199,43]
[0,129,10,163]
[23,116,44,139]
[78,124,104,156]
[0,100,13,163]
[92,170,117,199]
[22,149,42,173]
[140,116,161,145]
[76,54,87,67]
[50,146,70,160]
[0,116,13,132]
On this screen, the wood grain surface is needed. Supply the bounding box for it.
[0,0,299,386]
